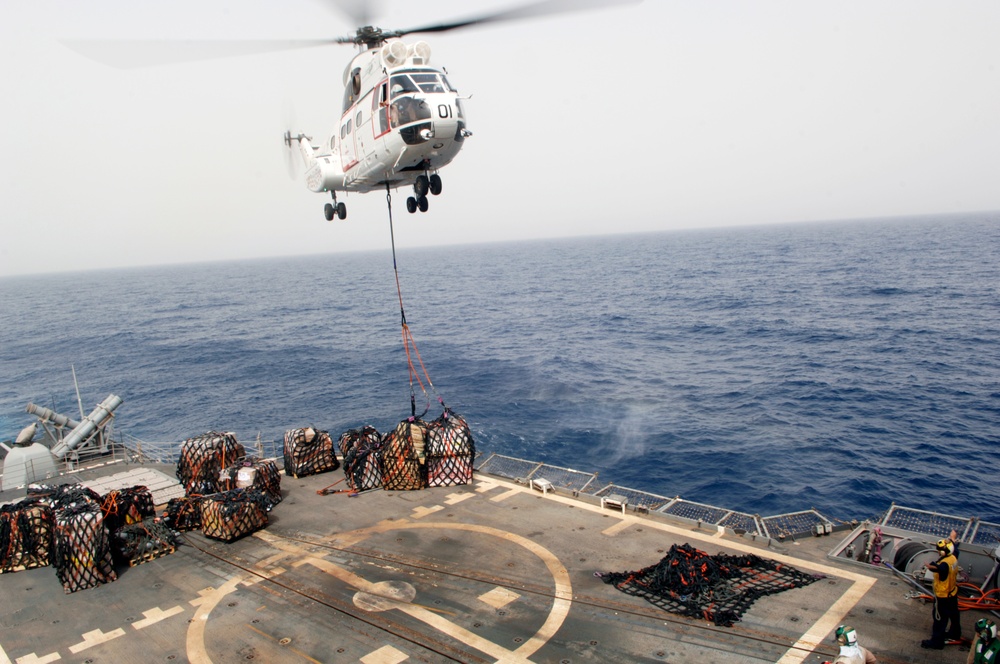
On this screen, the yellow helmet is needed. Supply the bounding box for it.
[935,539,954,555]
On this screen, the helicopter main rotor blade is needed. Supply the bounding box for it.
[62,39,338,69]
[393,0,640,38]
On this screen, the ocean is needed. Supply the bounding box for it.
[2,213,998,523]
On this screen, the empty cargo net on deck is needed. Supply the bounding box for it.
[284,427,340,478]
[339,426,383,491]
[425,408,475,487]
[597,543,819,627]
[177,431,245,495]
[200,489,269,542]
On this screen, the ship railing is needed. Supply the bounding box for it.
[479,453,841,539]
[877,504,1000,549]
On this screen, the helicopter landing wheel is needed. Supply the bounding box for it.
[406,197,418,214]
[414,174,429,197]
[336,202,347,220]
[324,203,335,221]
[429,174,442,196]
[417,195,429,213]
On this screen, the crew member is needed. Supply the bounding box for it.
[921,539,962,649]
[967,619,1000,664]
[821,625,877,664]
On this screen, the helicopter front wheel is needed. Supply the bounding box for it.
[336,202,347,220]
[324,203,335,221]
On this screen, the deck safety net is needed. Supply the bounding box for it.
[598,543,819,627]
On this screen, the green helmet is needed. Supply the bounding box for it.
[835,625,857,646]
[976,618,997,643]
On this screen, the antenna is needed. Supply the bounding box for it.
[72,364,86,420]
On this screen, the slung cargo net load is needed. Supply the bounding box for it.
[339,425,383,491]
[176,431,245,495]
[283,427,340,478]
[598,543,819,627]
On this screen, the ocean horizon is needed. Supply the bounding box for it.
[2,213,999,523]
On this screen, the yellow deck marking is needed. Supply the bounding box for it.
[186,575,243,664]
[257,522,570,663]
[0,642,9,664]
[14,653,60,664]
[601,519,633,536]
[490,488,521,502]
[444,492,475,505]
[410,505,444,519]
[475,480,501,493]
[68,628,126,654]
[188,586,218,607]
[132,605,184,630]
[360,645,408,664]
[479,586,521,609]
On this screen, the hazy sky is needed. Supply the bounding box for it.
[1,1,998,277]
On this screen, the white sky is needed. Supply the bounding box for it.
[1,1,998,277]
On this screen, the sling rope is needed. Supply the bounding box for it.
[385,184,444,418]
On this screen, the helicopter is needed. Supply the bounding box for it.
[63,0,639,221]
[283,0,640,221]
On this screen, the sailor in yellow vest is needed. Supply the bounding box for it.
[921,539,962,649]
[968,619,1000,664]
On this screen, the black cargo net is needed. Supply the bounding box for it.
[200,489,270,542]
[220,457,282,508]
[28,482,102,507]
[426,408,476,487]
[114,519,178,567]
[100,486,155,535]
[380,419,429,491]
[53,502,117,594]
[597,543,819,627]
[161,496,203,532]
[0,500,54,573]
[283,427,340,478]
[176,431,245,495]
[339,426,383,491]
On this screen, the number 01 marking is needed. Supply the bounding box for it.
[438,104,453,119]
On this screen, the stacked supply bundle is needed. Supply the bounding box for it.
[176,431,245,495]
[379,419,428,491]
[161,497,202,532]
[425,408,476,487]
[27,483,102,507]
[283,427,340,478]
[220,457,282,508]
[200,489,269,542]
[100,486,155,535]
[339,426,383,491]
[114,519,178,567]
[53,502,116,593]
[0,499,54,573]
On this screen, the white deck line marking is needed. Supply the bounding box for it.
[68,628,126,654]
[602,520,633,536]
[360,645,409,664]
[186,576,244,664]
[774,575,877,664]
[490,488,521,502]
[132,605,184,630]
[15,653,61,664]
[411,505,444,519]
[444,492,475,505]
[0,642,10,664]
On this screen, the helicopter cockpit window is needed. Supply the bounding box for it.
[389,75,419,98]
[409,73,447,94]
